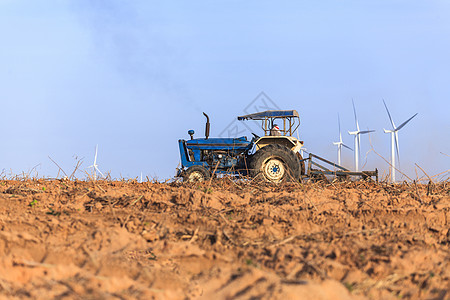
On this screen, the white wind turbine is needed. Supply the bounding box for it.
[333,114,352,166]
[348,101,375,172]
[300,147,308,159]
[383,100,418,183]
[88,145,104,180]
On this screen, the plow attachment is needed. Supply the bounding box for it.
[301,153,378,182]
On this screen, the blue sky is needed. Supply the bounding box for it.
[0,0,449,181]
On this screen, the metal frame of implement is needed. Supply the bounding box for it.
[302,153,378,181]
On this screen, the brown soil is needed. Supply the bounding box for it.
[0,179,448,299]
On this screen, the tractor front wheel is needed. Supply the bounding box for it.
[183,166,211,183]
[249,144,301,183]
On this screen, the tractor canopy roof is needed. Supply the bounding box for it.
[237,110,299,121]
[237,110,300,137]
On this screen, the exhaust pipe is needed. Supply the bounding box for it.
[203,112,210,140]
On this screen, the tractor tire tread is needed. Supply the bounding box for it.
[248,144,301,182]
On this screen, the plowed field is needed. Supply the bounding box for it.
[0,179,448,299]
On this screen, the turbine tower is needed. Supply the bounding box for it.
[333,114,352,166]
[348,100,375,172]
[382,99,418,183]
[88,145,104,180]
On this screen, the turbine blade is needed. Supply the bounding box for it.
[338,113,342,139]
[359,130,375,134]
[396,113,418,131]
[352,99,360,131]
[94,145,98,164]
[357,135,361,161]
[358,134,361,152]
[96,167,105,178]
[395,131,400,168]
[343,144,353,151]
[383,99,396,129]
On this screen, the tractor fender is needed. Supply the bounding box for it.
[254,136,303,153]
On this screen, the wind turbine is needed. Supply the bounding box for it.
[300,147,308,159]
[348,100,375,172]
[382,99,418,183]
[333,114,352,166]
[88,145,104,180]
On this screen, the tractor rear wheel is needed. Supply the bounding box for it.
[249,144,301,183]
[183,166,210,182]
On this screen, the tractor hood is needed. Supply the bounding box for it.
[186,136,251,150]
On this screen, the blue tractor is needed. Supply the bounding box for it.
[177,110,305,183]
